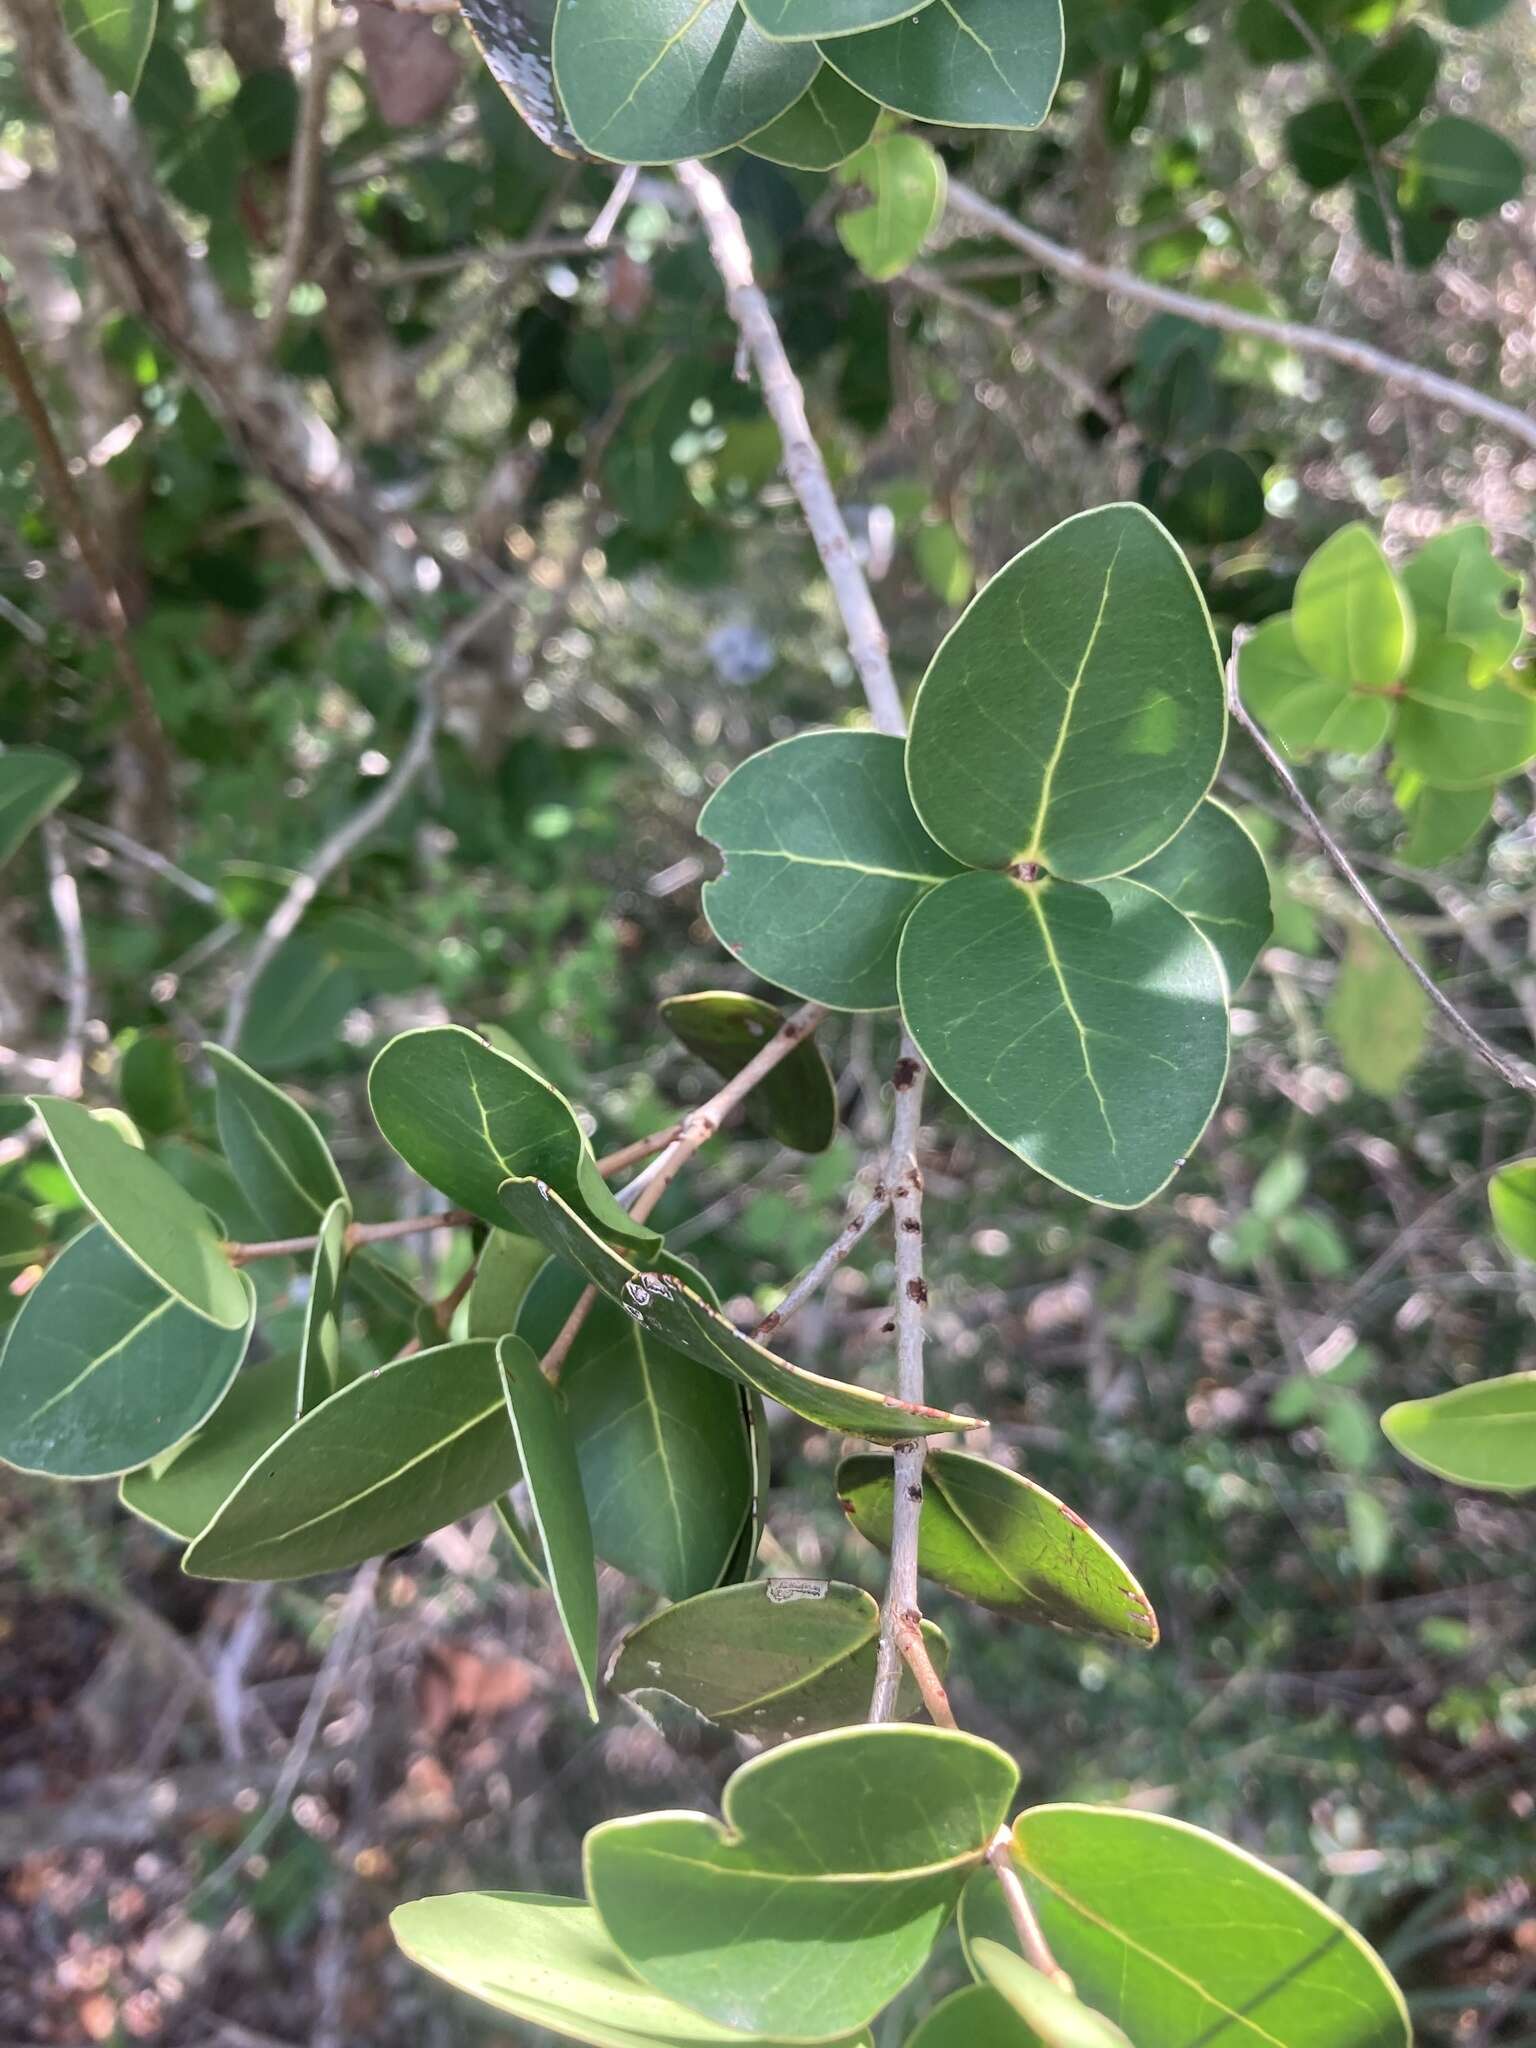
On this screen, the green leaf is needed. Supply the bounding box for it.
[468,1230,549,1338]
[973,1945,1132,2048]
[121,1352,301,1542]
[898,875,1229,1208]
[368,1025,657,1253]
[1124,800,1271,993]
[119,1036,188,1138]
[585,1726,1019,2038]
[61,0,158,93]
[1161,450,1266,548]
[0,1225,253,1481]
[1381,1372,1536,1493]
[518,1260,754,1600]
[1395,639,1536,789]
[1405,115,1525,218]
[393,1892,872,2048]
[1291,524,1413,690]
[913,521,975,608]
[836,1449,1158,1646]
[184,1340,522,1581]
[908,1986,1033,2048]
[1345,23,1439,144]
[1490,1158,1536,1261]
[29,1097,249,1329]
[836,135,948,284]
[743,0,936,34]
[296,1197,350,1417]
[461,0,589,159]
[205,1044,348,1238]
[1326,926,1428,1098]
[1403,525,1525,685]
[1346,1485,1391,1575]
[699,732,965,1012]
[235,932,360,1073]
[661,991,836,1153]
[609,1580,947,1738]
[905,505,1225,880]
[0,748,81,870]
[1238,614,1393,758]
[500,1174,975,1441]
[968,1806,1409,2048]
[1396,779,1490,866]
[552,0,818,164]
[745,65,880,170]
[497,1334,600,1719]
[821,0,1064,132]
[1284,101,1368,190]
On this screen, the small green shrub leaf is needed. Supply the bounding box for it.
[907,1986,1032,2048]
[121,1351,301,1542]
[700,732,965,1013]
[30,1096,249,1329]
[905,505,1224,880]
[1403,525,1525,684]
[61,0,157,93]
[0,1225,252,1480]
[1406,115,1525,218]
[837,1449,1157,1645]
[1125,800,1272,993]
[119,1036,188,1138]
[1490,1158,1536,1261]
[184,1340,522,1580]
[1381,1373,1536,1493]
[972,1944,1132,2048]
[501,1174,976,1441]
[742,0,936,35]
[609,1580,947,1737]
[206,1044,347,1237]
[745,65,880,169]
[296,1197,350,1416]
[898,875,1229,1208]
[1395,639,1536,789]
[661,991,836,1153]
[1238,614,1393,758]
[584,1726,1018,2038]
[836,135,948,283]
[0,749,80,867]
[1291,523,1413,689]
[1326,926,1428,1098]
[821,0,1064,132]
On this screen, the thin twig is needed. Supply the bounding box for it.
[869,1038,930,1723]
[40,819,90,1101]
[985,1827,1074,1993]
[225,1210,475,1265]
[262,0,337,356]
[1227,645,1536,1097]
[675,159,906,737]
[220,583,519,1048]
[62,813,220,907]
[753,1182,892,1344]
[541,1283,598,1381]
[944,180,1536,456]
[586,163,640,249]
[896,1614,957,1729]
[593,1124,680,1178]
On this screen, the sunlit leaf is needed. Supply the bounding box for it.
[1291,523,1413,689]
[1382,1372,1536,1493]
[1125,800,1271,993]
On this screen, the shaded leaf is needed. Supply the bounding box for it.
[1325,926,1428,1098]
[0,748,81,870]
[1125,799,1271,993]
[1406,115,1524,218]
[468,1230,549,1338]
[745,66,880,172]
[907,1986,1034,2048]
[661,990,837,1153]
[205,1044,347,1238]
[743,0,937,33]
[119,1035,188,1138]
[973,1945,1132,2048]
[61,0,157,93]
[120,1351,301,1542]
[822,0,1063,132]
[296,1197,350,1417]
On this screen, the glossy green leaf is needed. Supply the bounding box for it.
[0,1225,253,1481]
[61,0,157,93]
[837,1450,1157,1645]
[1125,800,1271,994]
[119,1036,188,1138]
[973,1945,1132,2048]
[908,1986,1033,2048]
[699,732,965,1012]
[0,749,81,870]
[745,65,880,169]
[608,1580,947,1738]
[1395,639,1536,789]
[1381,1373,1536,1493]
[393,1891,870,2048]
[1396,779,1489,866]
[743,0,935,35]
[461,0,590,158]
[1162,450,1266,547]
[497,1334,600,1718]
[29,1096,249,1329]
[1406,116,1525,218]
[821,0,1064,133]
[968,1806,1409,2048]
[1403,525,1525,684]
[184,1340,522,1581]
[468,1230,549,1338]
[1326,926,1428,1099]
[552,0,818,164]
[898,875,1229,1208]
[905,505,1225,880]
[836,135,947,284]
[1292,523,1413,689]
[368,1025,656,1252]
[1238,614,1393,758]
[661,991,836,1153]
[500,1174,975,1441]
[585,1726,1019,2039]
[1490,1157,1536,1261]
[205,1044,347,1238]
[121,1352,301,1542]
[296,1197,349,1417]
[519,1259,753,1600]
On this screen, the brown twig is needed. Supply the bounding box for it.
[225,1210,475,1265]
[896,1614,957,1729]
[540,1283,598,1381]
[985,1827,1074,1993]
[1227,643,1536,1098]
[593,1124,680,1178]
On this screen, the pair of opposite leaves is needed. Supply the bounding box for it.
[394,1722,1410,2048]
[701,504,1273,1209]
[460,0,1064,169]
